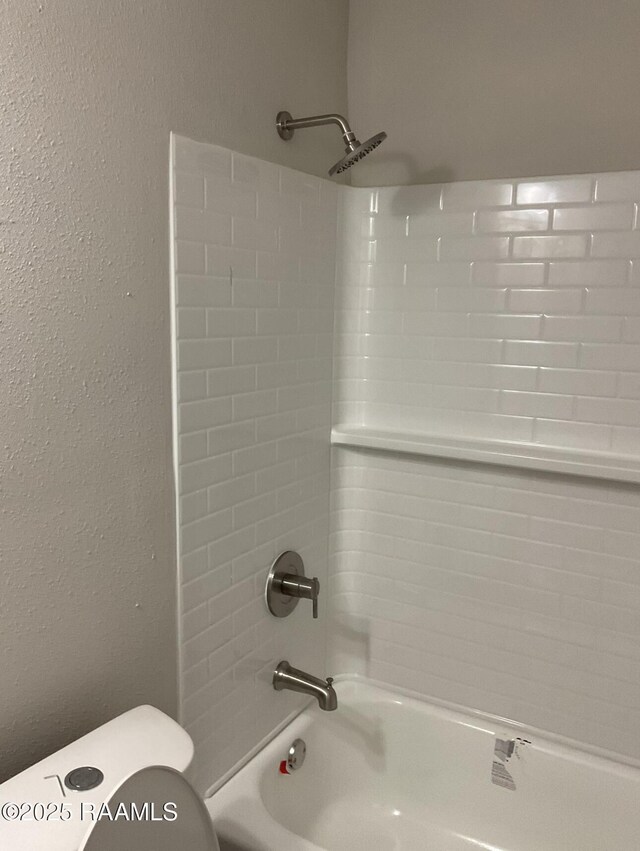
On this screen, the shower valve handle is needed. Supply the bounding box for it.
[265,551,321,620]
[280,574,320,619]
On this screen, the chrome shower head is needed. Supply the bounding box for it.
[276,111,387,177]
[328,131,387,176]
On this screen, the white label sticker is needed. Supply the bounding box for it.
[491,759,516,791]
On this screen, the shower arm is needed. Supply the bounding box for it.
[276,112,359,151]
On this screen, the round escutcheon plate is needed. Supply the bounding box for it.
[265,550,304,617]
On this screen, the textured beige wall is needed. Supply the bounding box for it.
[348,0,640,186]
[0,0,347,781]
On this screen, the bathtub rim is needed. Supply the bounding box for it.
[204,672,640,798]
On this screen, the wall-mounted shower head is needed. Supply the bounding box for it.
[328,132,387,176]
[276,111,387,177]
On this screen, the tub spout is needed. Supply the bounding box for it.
[273,660,338,711]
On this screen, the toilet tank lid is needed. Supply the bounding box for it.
[0,705,195,851]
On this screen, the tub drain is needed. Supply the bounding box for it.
[281,738,306,773]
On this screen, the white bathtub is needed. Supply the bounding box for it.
[206,679,640,850]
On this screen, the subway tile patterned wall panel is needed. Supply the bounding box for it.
[330,169,640,762]
[329,448,640,761]
[171,135,337,792]
[335,172,640,452]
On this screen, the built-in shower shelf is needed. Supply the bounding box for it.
[331,425,640,484]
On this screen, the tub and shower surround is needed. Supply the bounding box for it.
[172,143,640,793]
[330,171,640,763]
[171,135,337,791]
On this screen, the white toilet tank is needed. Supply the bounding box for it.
[0,705,220,851]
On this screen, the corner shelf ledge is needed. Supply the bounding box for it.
[331,425,640,485]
